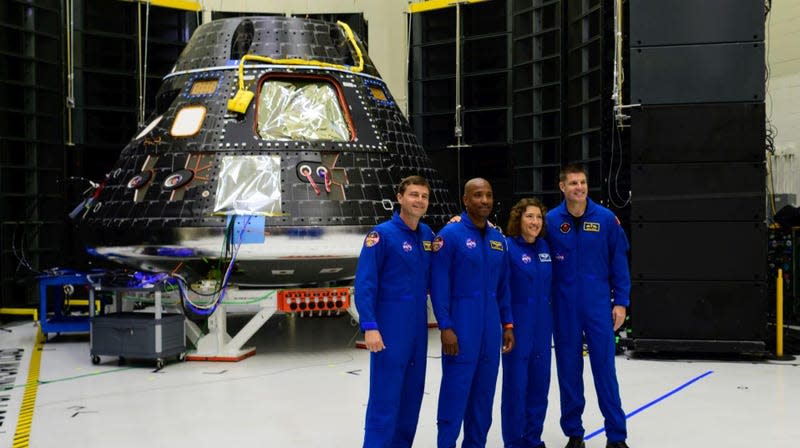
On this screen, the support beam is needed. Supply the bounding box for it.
[127,0,202,12]
[184,289,279,362]
[408,0,489,14]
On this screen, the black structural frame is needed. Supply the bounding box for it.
[628,0,768,353]
[0,0,198,308]
[410,0,621,223]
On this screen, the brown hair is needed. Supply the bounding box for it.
[506,197,547,238]
[397,175,430,195]
[559,164,588,182]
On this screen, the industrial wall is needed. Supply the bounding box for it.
[766,0,800,199]
[208,0,800,200]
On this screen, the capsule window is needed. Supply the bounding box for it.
[256,77,353,142]
[170,105,206,137]
[369,85,387,101]
[135,115,163,140]
[189,79,219,96]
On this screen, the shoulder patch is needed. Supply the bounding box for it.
[560,222,571,233]
[364,231,380,247]
[583,222,600,232]
[490,240,504,251]
[432,235,444,252]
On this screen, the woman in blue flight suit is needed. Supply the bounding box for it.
[501,198,553,448]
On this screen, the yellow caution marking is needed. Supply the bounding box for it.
[0,308,38,322]
[408,0,490,14]
[146,0,202,12]
[12,331,44,448]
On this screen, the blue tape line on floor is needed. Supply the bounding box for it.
[585,370,714,440]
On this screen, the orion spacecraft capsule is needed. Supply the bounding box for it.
[78,16,460,286]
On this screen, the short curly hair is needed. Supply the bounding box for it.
[506,197,547,238]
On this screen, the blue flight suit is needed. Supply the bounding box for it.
[430,212,513,448]
[546,198,631,443]
[501,236,553,448]
[355,212,435,448]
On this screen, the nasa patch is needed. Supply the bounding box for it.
[402,241,413,252]
[364,231,380,248]
[432,235,444,252]
[521,253,531,264]
[466,238,477,249]
[560,222,571,234]
[538,253,551,262]
[554,253,565,262]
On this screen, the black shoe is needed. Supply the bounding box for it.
[565,437,585,448]
[606,442,630,448]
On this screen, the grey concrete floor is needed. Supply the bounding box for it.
[1,314,798,447]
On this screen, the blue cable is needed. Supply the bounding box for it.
[181,216,252,316]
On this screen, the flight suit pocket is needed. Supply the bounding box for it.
[449,293,481,362]
[376,299,416,355]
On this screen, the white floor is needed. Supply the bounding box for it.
[1,314,798,448]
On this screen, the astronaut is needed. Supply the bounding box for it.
[354,175,435,448]
[546,164,631,448]
[500,197,553,448]
[430,177,515,448]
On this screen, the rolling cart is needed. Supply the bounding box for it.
[89,284,186,369]
[38,272,91,339]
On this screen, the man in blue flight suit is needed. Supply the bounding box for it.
[546,165,631,448]
[355,175,436,448]
[431,177,515,448]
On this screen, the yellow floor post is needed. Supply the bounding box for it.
[777,269,784,358]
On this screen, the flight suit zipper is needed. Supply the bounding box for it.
[480,229,489,360]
